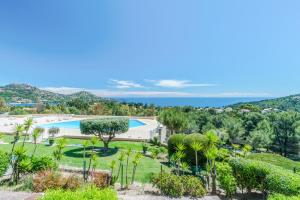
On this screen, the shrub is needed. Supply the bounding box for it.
[39,186,118,200]
[268,194,300,200]
[151,172,184,198]
[181,175,206,198]
[151,172,206,198]
[63,175,82,190]
[266,168,300,196]
[229,158,270,192]
[31,156,58,173]
[229,158,300,196]
[0,150,9,177]
[92,172,111,188]
[33,170,64,192]
[33,170,83,192]
[216,162,237,197]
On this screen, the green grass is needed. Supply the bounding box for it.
[248,153,300,174]
[0,135,168,183]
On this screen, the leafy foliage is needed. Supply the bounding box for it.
[39,186,118,200]
[0,150,9,177]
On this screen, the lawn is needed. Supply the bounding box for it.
[248,153,300,174]
[0,135,169,183]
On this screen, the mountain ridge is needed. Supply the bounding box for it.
[0,83,103,103]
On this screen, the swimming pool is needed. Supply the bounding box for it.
[39,119,146,129]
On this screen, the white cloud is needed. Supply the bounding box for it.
[109,79,143,89]
[151,79,216,88]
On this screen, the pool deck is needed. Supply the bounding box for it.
[0,115,159,141]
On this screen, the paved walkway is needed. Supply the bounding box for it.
[0,191,40,200]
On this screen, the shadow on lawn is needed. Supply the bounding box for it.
[63,146,119,158]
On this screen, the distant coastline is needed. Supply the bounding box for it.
[115,97,271,107]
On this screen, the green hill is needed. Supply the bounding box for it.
[234,94,300,111]
[0,83,104,103]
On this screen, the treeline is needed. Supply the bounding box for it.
[0,97,158,117]
[158,107,300,158]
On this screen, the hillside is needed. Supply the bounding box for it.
[0,83,103,103]
[233,94,300,112]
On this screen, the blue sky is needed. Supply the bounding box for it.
[1,0,300,97]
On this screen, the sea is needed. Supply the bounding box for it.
[116,97,270,108]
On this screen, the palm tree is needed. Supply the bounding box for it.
[22,118,33,147]
[191,141,202,175]
[53,138,67,161]
[174,143,186,175]
[180,162,190,175]
[82,140,90,181]
[11,124,24,155]
[31,128,43,158]
[125,148,132,188]
[131,153,142,184]
[202,130,219,195]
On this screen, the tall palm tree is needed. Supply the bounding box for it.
[202,130,219,195]
[191,141,202,175]
[125,148,132,188]
[53,138,67,161]
[31,128,43,158]
[131,153,142,184]
[22,118,33,147]
[11,124,24,155]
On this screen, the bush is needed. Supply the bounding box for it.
[229,158,270,192]
[33,170,82,192]
[216,162,237,197]
[92,172,111,188]
[268,194,300,200]
[31,156,58,173]
[266,168,300,196]
[63,175,82,190]
[33,170,64,192]
[151,172,206,198]
[229,158,300,196]
[39,186,118,200]
[0,150,9,177]
[181,175,206,198]
[151,172,184,198]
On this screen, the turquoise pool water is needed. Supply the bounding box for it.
[39,119,145,129]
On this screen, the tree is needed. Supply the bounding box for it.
[191,141,202,175]
[0,97,6,108]
[11,124,24,155]
[53,138,67,161]
[22,118,33,147]
[31,127,44,158]
[48,127,60,145]
[80,118,129,150]
[158,109,189,134]
[271,112,300,157]
[202,130,219,195]
[131,153,142,184]
[224,118,245,145]
[247,119,273,150]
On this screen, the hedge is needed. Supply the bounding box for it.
[39,186,117,200]
[0,150,9,177]
[268,194,300,200]
[229,158,300,196]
